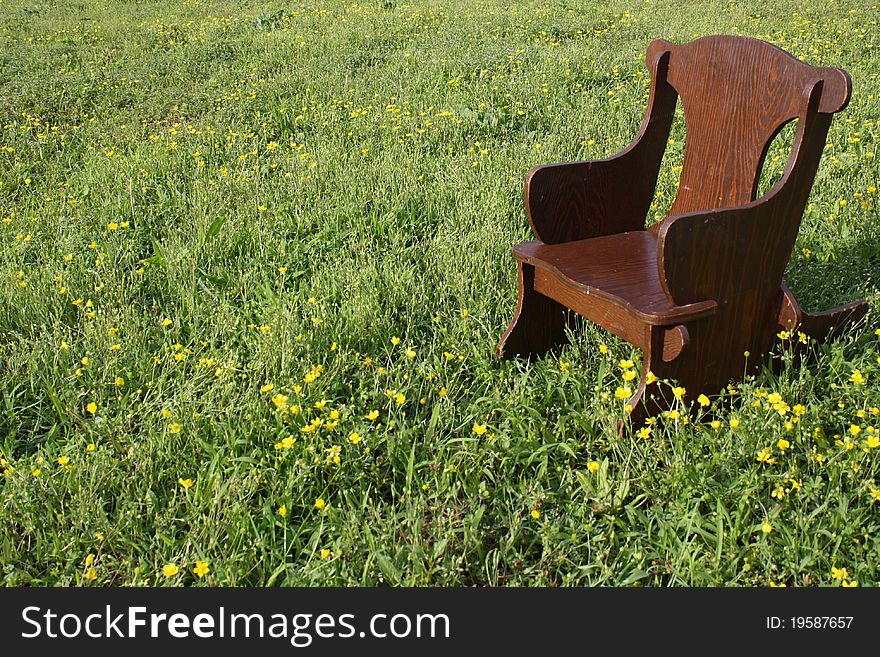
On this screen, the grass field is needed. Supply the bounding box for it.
[1,0,879,586]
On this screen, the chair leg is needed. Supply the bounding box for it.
[497,261,571,359]
[620,325,670,435]
[799,303,868,342]
[618,285,869,437]
[777,282,869,343]
[620,377,651,435]
[620,323,722,435]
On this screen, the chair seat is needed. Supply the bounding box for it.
[512,231,717,328]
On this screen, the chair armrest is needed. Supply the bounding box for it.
[656,192,795,311]
[525,154,656,244]
[525,41,677,244]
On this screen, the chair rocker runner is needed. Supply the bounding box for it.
[497,35,868,428]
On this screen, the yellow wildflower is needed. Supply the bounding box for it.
[614,386,631,400]
[831,567,848,580]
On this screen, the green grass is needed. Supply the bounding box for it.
[1,0,879,586]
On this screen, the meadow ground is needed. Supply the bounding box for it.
[1,0,879,586]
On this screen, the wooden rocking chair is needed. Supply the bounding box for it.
[497,35,868,427]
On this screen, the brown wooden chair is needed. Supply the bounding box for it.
[497,35,868,427]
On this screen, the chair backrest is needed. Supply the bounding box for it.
[653,35,851,219]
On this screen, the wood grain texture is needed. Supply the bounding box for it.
[652,79,837,392]
[513,234,717,325]
[660,35,850,218]
[498,35,867,429]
